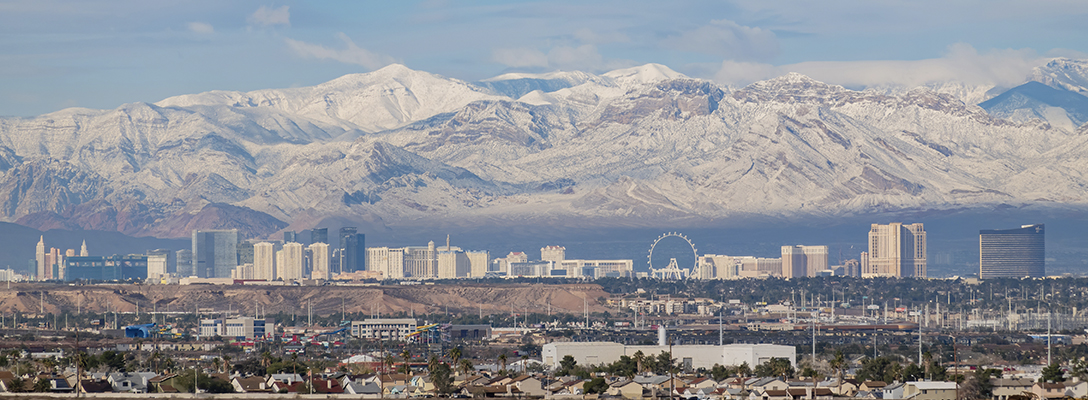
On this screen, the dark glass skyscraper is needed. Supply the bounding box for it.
[311,228,328,245]
[338,227,364,273]
[192,229,239,278]
[979,224,1045,279]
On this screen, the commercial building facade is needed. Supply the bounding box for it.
[866,223,927,277]
[542,342,795,371]
[979,224,1045,278]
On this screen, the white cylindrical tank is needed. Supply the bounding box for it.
[658,325,666,346]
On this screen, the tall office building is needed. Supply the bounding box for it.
[866,223,927,277]
[311,228,328,245]
[309,242,330,280]
[80,240,88,257]
[780,245,828,278]
[979,224,1045,279]
[192,230,239,278]
[338,227,364,274]
[176,249,193,277]
[277,242,304,280]
[253,242,275,281]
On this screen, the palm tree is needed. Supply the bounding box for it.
[400,349,412,374]
[446,347,462,368]
[383,354,396,375]
[829,351,846,395]
[222,355,232,374]
[260,351,273,369]
[520,355,529,374]
[459,359,474,376]
[498,353,508,373]
[633,350,646,374]
[428,355,441,373]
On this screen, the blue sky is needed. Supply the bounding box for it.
[2,0,1086,117]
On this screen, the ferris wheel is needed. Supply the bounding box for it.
[648,232,697,280]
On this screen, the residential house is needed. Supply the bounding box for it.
[1065,380,1088,398]
[266,373,304,387]
[992,378,1034,400]
[1032,382,1066,400]
[882,382,906,399]
[608,379,645,399]
[757,389,791,400]
[904,381,958,400]
[149,373,181,393]
[309,378,345,394]
[688,377,718,390]
[231,376,271,393]
[107,372,157,393]
[344,381,382,397]
[860,381,888,392]
[749,377,789,392]
[510,374,546,397]
[78,379,114,393]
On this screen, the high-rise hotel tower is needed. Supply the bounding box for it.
[979,224,1045,279]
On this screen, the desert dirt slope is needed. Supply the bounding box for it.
[0,283,612,316]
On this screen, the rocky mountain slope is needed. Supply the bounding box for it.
[1,61,1087,239]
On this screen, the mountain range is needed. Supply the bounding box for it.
[2,59,1088,239]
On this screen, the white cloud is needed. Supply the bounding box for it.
[663,19,779,62]
[491,48,549,69]
[285,33,396,70]
[713,43,1045,89]
[492,44,633,72]
[573,28,629,45]
[249,5,290,27]
[187,22,214,34]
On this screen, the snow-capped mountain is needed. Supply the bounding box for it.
[2,61,1088,238]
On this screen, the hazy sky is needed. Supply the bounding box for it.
[2,0,1086,117]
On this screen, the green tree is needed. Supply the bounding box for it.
[710,364,731,381]
[8,376,26,393]
[34,377,52,392]
[754,358,794,380]
[1041,362,1065,383]
[459,359,475,376]
[172,368,234,393]
[902,363,925,382]
[829,351,846,394]
[737,362,752,377]
[583,377,608,394]
[632,351,646,373]
[429,362,453,395]
[856,357,892,382]
[558,355,576,376]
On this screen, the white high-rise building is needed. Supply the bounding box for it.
[780,245,829,278]
[541,246,565,263]
[277,242,304,280]
[147,253,168,281]
[867,223,927,277]
[438,250,471,279]
[309,242,330,280]
[80,240,88,257]
[368,247,406,279]
[35,236,46,281]
[253,242,275,281]
[468,251,490,277]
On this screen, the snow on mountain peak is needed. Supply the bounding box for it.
[1029,57,1088,96]
[603,63,688,87]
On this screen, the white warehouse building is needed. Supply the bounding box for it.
[542,342,795,371]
